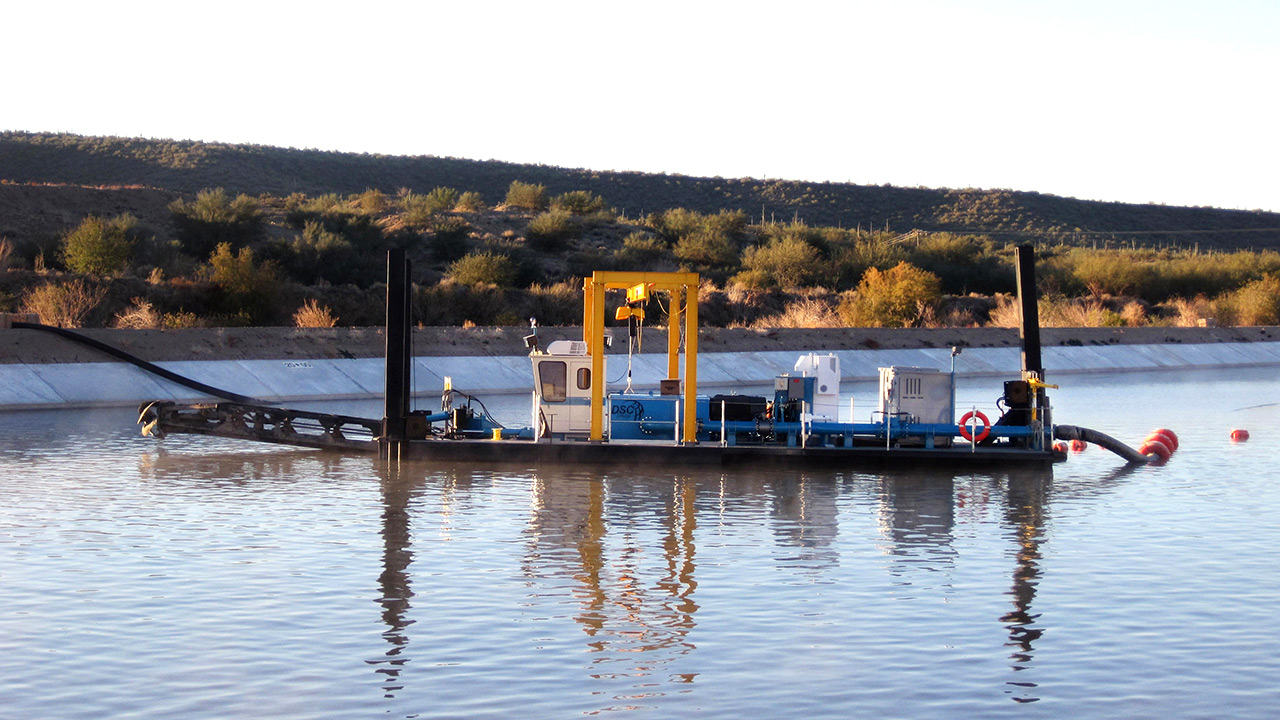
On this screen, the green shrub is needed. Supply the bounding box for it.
[703,209,750,239]
[837,261,941,327]
[906,233,1012,295]
[285,193,342,226]
[729,268,773,290]
[274,221,363,285]
[169,188,263,256]
[581,207,619,227]
[483,237,542,287]
[413,281,510,325]
[455,191,486,213]
[448,251,518,287]
[1222,275,1280,326]
[614,232,671,268]
[738,237,825,289]
[649,207,704,242]
[525,210,581,251]
[400,187,461,226]
[504,180,548,210]
[758,220,824,251]
[287,196,386,249]
[1069,250,1154,296]
[204,243,281,323]
[62,214,140,275]
[349,188,388,215]
[161,309,204,329]
[551,190,605,215]
[426,187,460,213]
[673,230,738,276]
[645,208,747,279]
[399,192,434,227]
[281,192,384,246]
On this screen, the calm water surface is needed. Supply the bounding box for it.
[2,368,1278,718]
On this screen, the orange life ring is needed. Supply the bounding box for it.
[958,410,991,443]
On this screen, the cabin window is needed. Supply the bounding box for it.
[540,361,567,402]
[576,367,591,391]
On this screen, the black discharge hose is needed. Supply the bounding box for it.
[14,322,262,405]
[1054,424,1151,465]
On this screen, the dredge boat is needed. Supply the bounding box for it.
[135,245,1159,469]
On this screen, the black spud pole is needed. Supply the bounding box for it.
[1015,244,1043,381]
[1015,243,1048,433]
[383,248,411,452]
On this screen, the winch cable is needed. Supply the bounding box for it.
[13,321,262,405]
[624,313,643,393]
[623,331,635,393]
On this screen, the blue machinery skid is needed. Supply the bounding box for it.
[134,245,1140,468]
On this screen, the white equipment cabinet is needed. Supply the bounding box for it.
[878,366,955,446]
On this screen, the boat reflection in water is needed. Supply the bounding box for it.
[357,459,1064,710]
[522,473,700,688]
[1002,473,1047,703]
[373,468,416,697]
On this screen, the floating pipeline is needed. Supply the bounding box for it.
[1053,425,1153,465]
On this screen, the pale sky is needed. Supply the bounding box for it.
[6,0,1278,212]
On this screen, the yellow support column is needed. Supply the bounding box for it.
[589,279,607,441]
[581,277,593,350]
[683,281,698,443]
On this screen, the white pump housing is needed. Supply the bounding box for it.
[794,353,841,421]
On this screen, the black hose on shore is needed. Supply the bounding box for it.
[1055,424,1150,464]
[13,322,261,405]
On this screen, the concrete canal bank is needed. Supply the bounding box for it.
[2,325,1278,410]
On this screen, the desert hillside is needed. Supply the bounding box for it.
[5,131,1279,250]
[3,131,1280,333]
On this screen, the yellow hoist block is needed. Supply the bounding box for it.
[626,282,650,304]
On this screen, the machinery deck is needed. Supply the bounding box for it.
[141,400,1061,469]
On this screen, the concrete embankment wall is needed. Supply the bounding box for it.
[3,342,1279,411]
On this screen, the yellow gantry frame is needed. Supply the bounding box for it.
[582,271,699,443]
